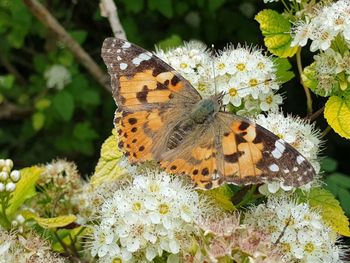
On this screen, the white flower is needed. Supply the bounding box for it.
[87,170,206,262]
[156,42,281,116]
[44,64,71,90]
[258,92,283,112]
[291,0,350,52]
[244,197,346,263]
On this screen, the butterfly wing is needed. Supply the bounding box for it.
[101,38,202,162]
[201,112,315,189]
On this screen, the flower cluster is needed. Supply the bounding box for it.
[44,64,71,90]
[192,214,283,262]
[0,229,66,263]
[0,159,20,193]
[291,0,350,52]
[31,159,84,217]
[88,170,207,262]
[244,197,346,262]
[255,111,322,194]
[310,49,350,96]
[156,41,282,115]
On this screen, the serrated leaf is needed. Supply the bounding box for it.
[52,91,75,121]
[324,95,350,139]
[32,112,45,131]
[6,166,43,218]
[199,185,235,212]
[255,9,298,57]
[272,57,295,83]
[301,188,350,236]
[90,130,125,186]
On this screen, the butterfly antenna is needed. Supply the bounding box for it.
[211,44,217,96]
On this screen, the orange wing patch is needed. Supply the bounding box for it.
[116,110,157,162]
[220,121,264,181]
[118,69,184,108]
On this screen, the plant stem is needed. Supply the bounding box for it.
[321,125,332,138]
[0,195,11,228]
[296,47,313,115]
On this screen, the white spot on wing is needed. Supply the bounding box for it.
[293,167,298,172]
[122,42,131,48]
[120,63,128,70]
[132,53,151,66]
[297,155,305,164]
[272,149,282,159]
[269,164,279,172]
[283,169,289,173]
[117,56,122,61]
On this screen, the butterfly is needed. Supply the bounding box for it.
[101,38,315,190]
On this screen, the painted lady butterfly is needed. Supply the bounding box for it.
[101,38,315,190]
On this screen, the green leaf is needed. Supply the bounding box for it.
[52,91,75,121]
[255,9,298,57]
[338,188,350,216]
[124,0,144,13]
[326,173,350,189]
[73,122,98,141]
[80,89,100,106]
[156,35,182,50]
[6,166,43,218]
[148,0,173,18]
[69,30,88,44]
[300,188,350,236]
[91,130,126,186]
[34,98,51,111]
[208,0,226,13]
[33,215,76,229]
[324,95,350,139]
[321,157,338,173]
[272,57,295,83]
[32,112,45,131]
[0,75,15,89]
[199,185,235,212]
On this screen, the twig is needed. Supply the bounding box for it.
[307,106,325,122]
[296,47,313,115]
[321,125,332,138]
[99,0,127,39]
[22,0,111,92]
[0,54,26,85]
[0,101,32,120]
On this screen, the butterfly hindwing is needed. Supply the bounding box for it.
[210,112,314,188]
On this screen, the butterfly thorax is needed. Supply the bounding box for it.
[189,98,220,124]
[167,98,219,150]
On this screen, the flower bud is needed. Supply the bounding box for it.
[5,159,13,169]
[0,159,5,167]
[0,171,8,181]
[16,214,25,224]
[10,170,20,182]
[0,183,4,192]
[5,182,16,192]
[2,166,10,173]
[11,220,18,227]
